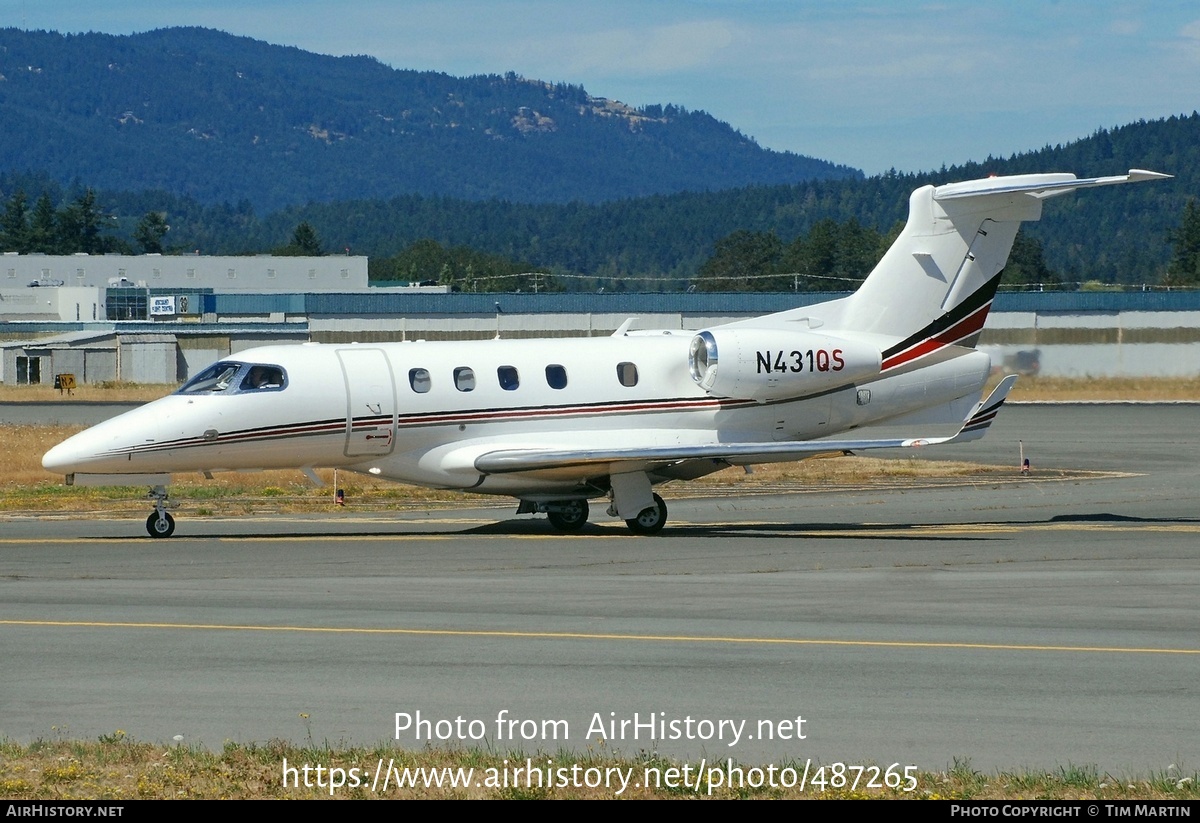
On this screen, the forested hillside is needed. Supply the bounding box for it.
[0,27,856,210]
[84,114,1195,287]
[0,21,1193,288]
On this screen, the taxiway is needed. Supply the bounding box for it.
[1,405,1197,774]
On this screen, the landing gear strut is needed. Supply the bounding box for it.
[625,493,667,535]
[146,484,175,538]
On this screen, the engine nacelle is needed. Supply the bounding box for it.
[688,328,881,401]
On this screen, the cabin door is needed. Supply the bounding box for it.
[337,348,397,458]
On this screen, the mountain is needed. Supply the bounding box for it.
[0,27,860,211]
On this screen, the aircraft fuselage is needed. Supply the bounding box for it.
[43,334,990,499]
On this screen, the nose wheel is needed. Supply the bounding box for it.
[146,511,176,538]
[146,484,176,538]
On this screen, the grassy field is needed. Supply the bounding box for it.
[1,737,1196,800]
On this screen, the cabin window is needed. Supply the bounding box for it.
[497,365,519,391]
[178,362,243,394]
[239,364,286,391]
[454,366,476,392]
[545,364,568,390]
[409,368,431,393]
[616,362,638,387]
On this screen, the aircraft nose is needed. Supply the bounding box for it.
[42,435,88,474]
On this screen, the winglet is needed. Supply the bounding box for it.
[944,375,1018,444]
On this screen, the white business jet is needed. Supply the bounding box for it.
[43,169,1168,537]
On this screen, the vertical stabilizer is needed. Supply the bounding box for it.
[812,170,1169,370]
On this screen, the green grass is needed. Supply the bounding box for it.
[2,736,1196,800]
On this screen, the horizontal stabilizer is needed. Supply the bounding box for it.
[933,169,1172,202]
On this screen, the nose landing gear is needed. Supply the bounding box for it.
[146,485,175,538]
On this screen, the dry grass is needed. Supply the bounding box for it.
[1,424,498,513]
[1,738,1195,800]
[0,382,173,403]
[998,375,1200,402]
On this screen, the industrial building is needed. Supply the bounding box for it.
[2,253,1198,385]
[3,252,367,295]
[4,286,1200,386]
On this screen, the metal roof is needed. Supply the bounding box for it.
[201,290,1200,316]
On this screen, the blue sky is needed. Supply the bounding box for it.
[6,1,1199,175]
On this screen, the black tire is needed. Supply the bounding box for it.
[146,511,176,538]
[625,493,667,535]
[547,499,589,531]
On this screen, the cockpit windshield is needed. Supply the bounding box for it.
[177,362,287,395]
[178,362,242,394]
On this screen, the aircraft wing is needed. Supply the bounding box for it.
[474,376,1017,478]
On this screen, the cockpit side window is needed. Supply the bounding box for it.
[239,364,287,392]
[177,362,243,394]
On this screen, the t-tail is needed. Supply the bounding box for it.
[765,169,1171,371]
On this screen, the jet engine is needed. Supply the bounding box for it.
[688,329,881,401]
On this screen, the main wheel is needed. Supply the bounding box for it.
[547,499,589,531]
[625,493,667,535]
[146,511,176,538]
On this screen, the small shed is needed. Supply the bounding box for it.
[1,330,180,385]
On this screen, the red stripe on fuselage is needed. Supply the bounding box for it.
[96,395,760,458]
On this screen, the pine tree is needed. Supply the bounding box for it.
[696,230,783,291]
[28,193,57,253]
[0,190,29,252]
[1164,199,1200,287]
[135,212,170,254]
[1002,231,1060,290]
[291,222,323,255]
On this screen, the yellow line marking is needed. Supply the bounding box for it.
[2,619,1196,655]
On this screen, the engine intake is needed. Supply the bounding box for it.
[688,329,881,401]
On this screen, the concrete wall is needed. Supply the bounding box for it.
[0,287,103,321]
[119,341,178,383]
[979,310,1200,377]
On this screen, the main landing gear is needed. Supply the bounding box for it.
[520,492,669,534]
[624,493,667,535]
[546,498,589,531]
[146,484,175,538]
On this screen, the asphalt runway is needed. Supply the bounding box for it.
[2,404,1198,778]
